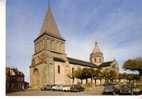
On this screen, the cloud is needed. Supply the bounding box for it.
[6,0,142,81]
[63,2,142,71]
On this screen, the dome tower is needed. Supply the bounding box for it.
[90,42,104,65]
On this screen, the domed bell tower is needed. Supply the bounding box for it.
[90,42,104,65]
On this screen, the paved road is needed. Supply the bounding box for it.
[7,86,104,96]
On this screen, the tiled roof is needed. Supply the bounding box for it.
[54,57,113,68]
[54,57,65,62]
[99,61,113,67]
[67,57,97,68]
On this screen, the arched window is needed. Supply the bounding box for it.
[95,58,97,62]
[58,65,60,74]
[99,58,102,63]
[72,68,74,74]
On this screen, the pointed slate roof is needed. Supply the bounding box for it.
[39,4,63,40]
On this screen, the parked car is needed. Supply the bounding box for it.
[133,87,142,95]
[63,85,71,92]
[52,85,64,91]
[133,82,142,95]
[70,84,84,92]
[103,83,115,95]
[119,84,132,95]
[41,84,85,92]
[41,84,53,91]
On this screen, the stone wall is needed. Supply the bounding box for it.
[54,61,66,85]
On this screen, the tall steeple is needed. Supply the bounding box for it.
[30,1,67,88]
[39,1,63,39]
[34,1,65,54]
[90,41,104,65]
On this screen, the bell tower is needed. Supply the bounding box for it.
[90,41,104,65]
[30,2,67,89]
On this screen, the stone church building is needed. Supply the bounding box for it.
[30,4,118,89]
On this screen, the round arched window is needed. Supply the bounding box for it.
[58,65,60,74]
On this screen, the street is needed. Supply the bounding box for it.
[7,86,104,96]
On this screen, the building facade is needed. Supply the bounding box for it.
[6,67,29,93]
[30,4,118,89]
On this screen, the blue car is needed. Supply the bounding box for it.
[103,83,115,95]
[119,85,132,95]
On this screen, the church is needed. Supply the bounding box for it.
[29,4,118,89]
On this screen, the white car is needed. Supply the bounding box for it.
[52,85,63,91]
[63,85,71,92]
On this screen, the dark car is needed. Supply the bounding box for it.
[119,85,132,95]
[70,84,84,92]
[114,84,120,94]
[103,83,115,95]
[41,84,53,91]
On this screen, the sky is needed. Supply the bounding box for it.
[6,0,142,81]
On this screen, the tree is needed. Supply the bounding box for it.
[123,57,142,80]
[69,68,99,85]
[102,69,118,83]
[94,69,102,85]
[133,74,139,80]
[118,73,123,82]
[127,74,133,82]
[102,69,110,83]
[87,68,96,84]
[109,69,118,82]
[92,69,98,85]
[67,73,75,84]
[82,68,91,84]
[74,68,84,84]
